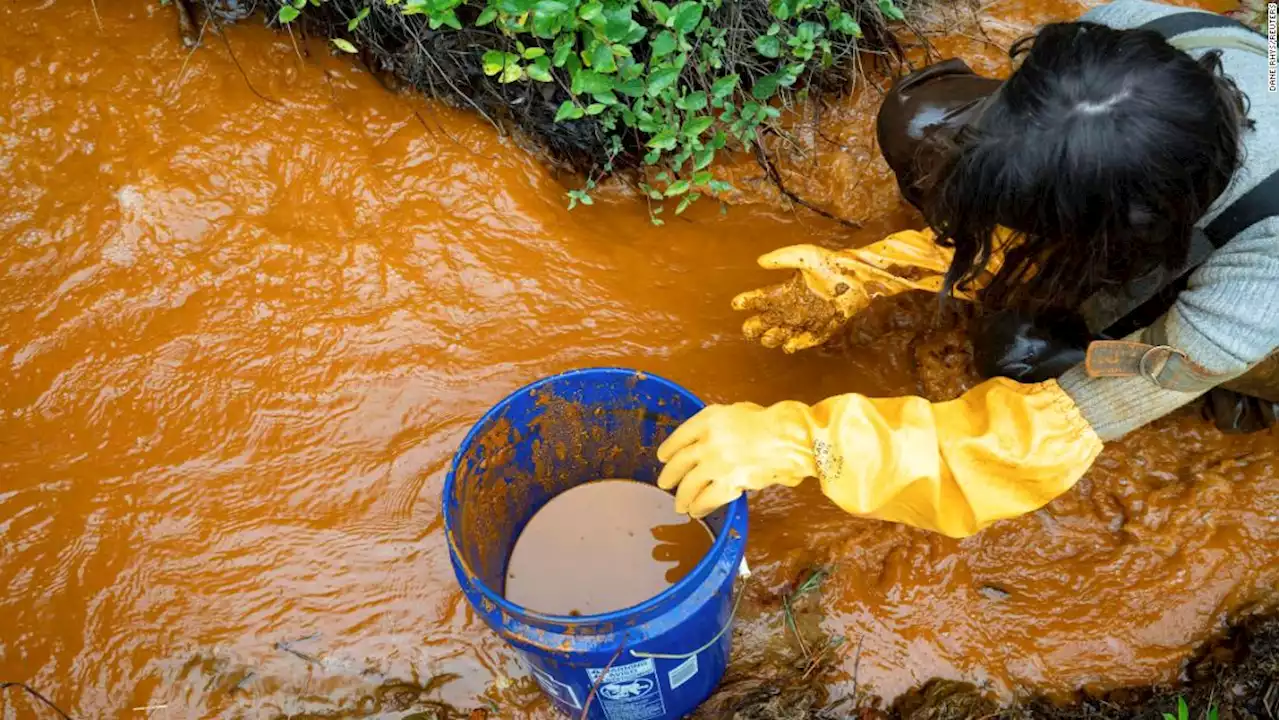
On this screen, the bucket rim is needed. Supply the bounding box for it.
[443,366,748,629]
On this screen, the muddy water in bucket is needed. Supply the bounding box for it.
[504,480,714,616]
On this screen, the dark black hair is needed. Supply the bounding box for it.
[926,21,1248,313]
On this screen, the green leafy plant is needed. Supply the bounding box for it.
[1163,697,1189,720]
[268,0,906,220]
[1161,697,1219,720]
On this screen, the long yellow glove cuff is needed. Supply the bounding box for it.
[656,377,1102,538]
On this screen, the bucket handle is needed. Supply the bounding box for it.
[628,559,751,661]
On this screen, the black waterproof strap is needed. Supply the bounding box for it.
[1101,170,1279,338]
[1137,11,1264,40]
[1204,170,1280,247]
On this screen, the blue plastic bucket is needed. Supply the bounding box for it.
[444,367,748,720]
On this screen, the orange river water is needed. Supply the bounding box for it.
[0,0,1273,718]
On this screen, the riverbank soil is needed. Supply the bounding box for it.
[700,611,1278,718]
[0,0,1274,718]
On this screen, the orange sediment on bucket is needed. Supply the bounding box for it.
[504,479,714,616]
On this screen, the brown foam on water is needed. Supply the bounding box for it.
[504,480,714,616]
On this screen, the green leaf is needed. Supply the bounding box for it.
[693,170,713,185]
[555,100,585,121]
[1207,706,1218,720]
[647,129,678,150]
[644,149,662,164]
[651,30,678,57]
[707,47,723,69]
[277,5,300,23]
[620,60,646,80]
[499,62,524,83]
[553,35,574,66]
[534,0,569,15]
[603,7,636,42]
[877,0,905,21]
[523,46,546,59]
[754,35,781,58]
[615,77,646,97]
[797,21,823,40]
[531,11,560,35]
[347,6,370,30]
[566,188,595,208]
[664,180,691,196]
[693,145,714,170]
[676,91,707,111]
[475,5,498,24]
[482,50,505,76]
[331,38,358,53]
[752,74,779,100]
[572,70,614,94]
[585,103,607,115]
[481,49,517,75]
[592,90,619,105]
[526,62,553,82]
[589,42,617,72]
[439,10,462,29]
[649,0,671,23]
[579,0,603,20]
[646,66,681,97]
[625,22,648,44]
[1177,698,1187,720]
[710,74,738,99]
[682,115,714,137]
[831,11,861,36]
[671,1,703,33]
[676,192,699,214]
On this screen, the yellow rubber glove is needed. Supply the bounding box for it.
[656,377,1102,538]
[734,228,1010,353]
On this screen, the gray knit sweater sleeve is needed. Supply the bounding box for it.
[1056,0,1279,441]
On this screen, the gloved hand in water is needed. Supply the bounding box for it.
[734,229,1010,353]
[656,377,1102,538]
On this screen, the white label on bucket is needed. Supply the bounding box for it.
[585,658,666,720]
[667,654,698,690]
[530,665,582,710]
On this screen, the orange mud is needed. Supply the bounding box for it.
[503,480,713,616]
[0,1,1274,719]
